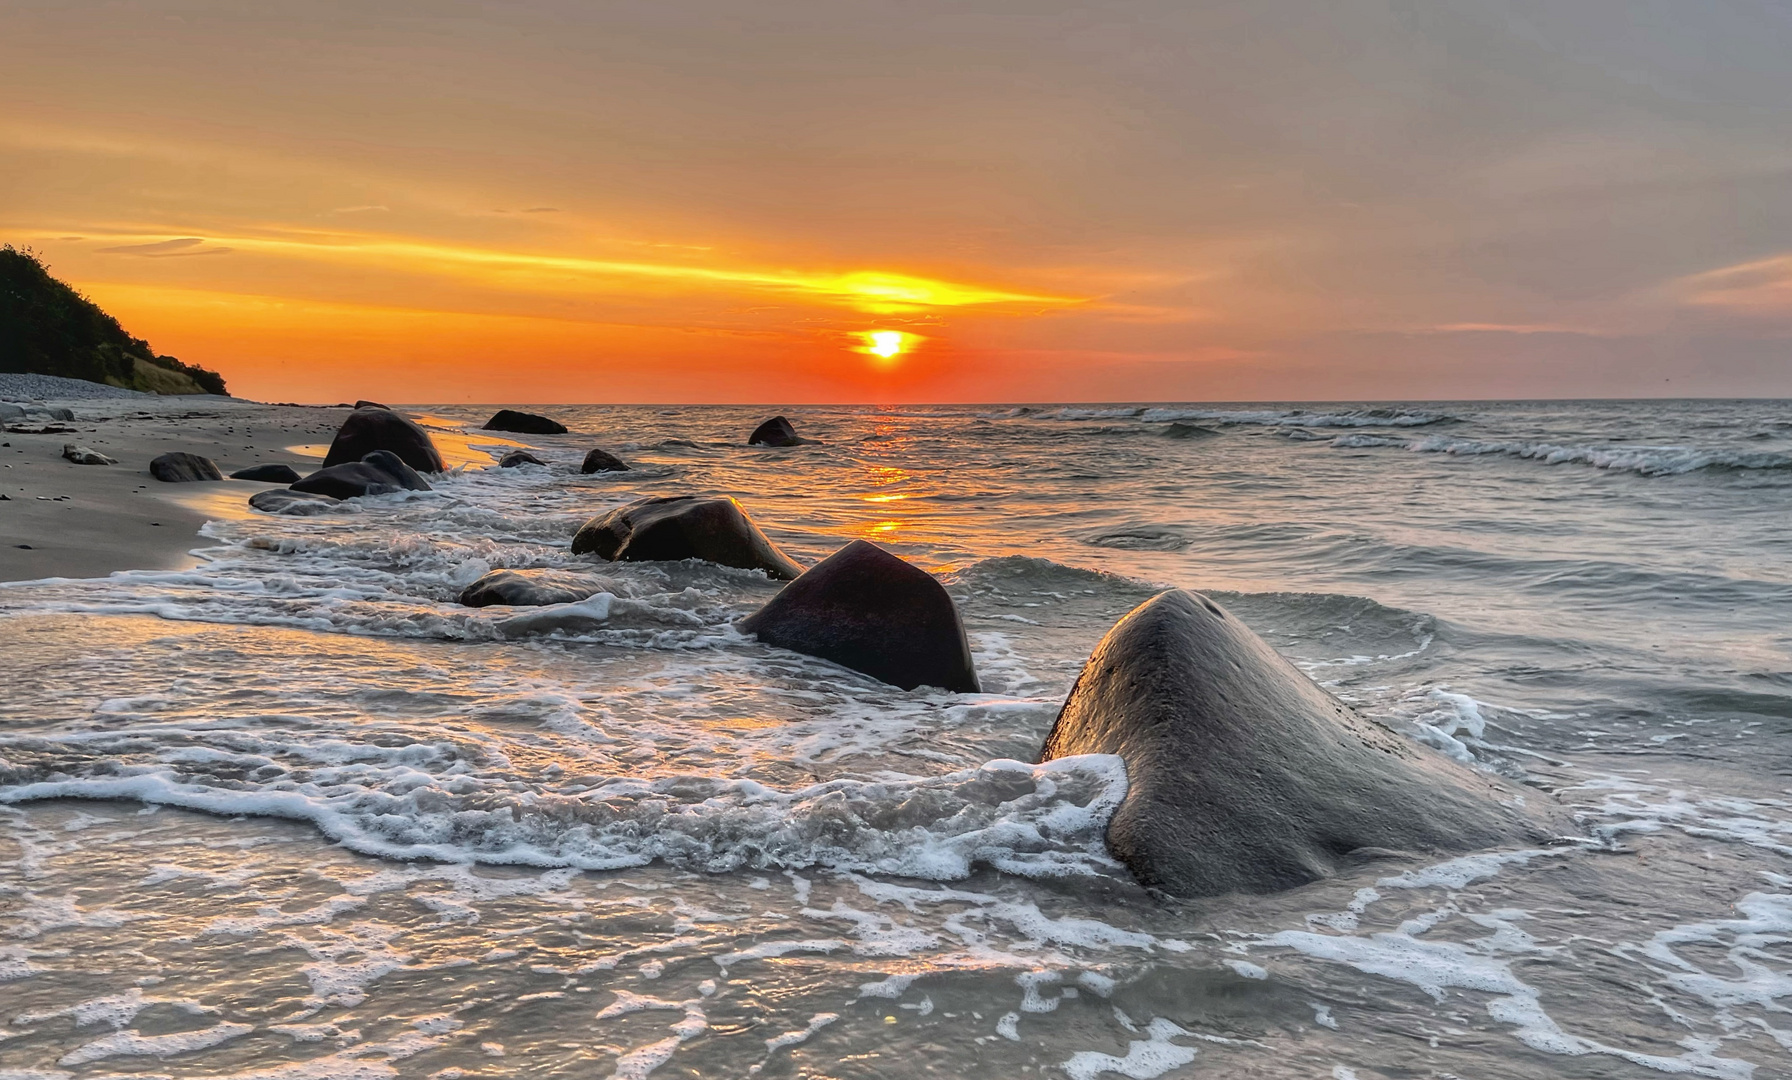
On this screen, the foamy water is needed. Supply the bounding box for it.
[3,399,1790,1078]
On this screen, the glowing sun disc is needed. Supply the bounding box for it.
[868,331,904,358]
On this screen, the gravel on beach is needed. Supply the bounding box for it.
[0,373,153,402]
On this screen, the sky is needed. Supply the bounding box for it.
[4,0,1791,403]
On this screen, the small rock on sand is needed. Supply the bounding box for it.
[231,463,304,483]
[150,452,224,482]
[62,444,117,465]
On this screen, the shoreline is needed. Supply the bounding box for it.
[0,396,352,582]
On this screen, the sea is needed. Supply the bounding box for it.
[3,399,1791,1080]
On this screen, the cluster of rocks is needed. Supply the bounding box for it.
[130,402,1565,898]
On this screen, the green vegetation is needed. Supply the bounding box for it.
[0,245,227,395]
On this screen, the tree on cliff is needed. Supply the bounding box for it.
[0,245,227,395]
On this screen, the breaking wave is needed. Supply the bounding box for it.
[1331,433,1792,476]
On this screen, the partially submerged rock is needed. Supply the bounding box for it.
[571,495,802,579]
[248,488,340,515]
[458,568,610,607]
[62,444,115,465]
[499,450,546,468]
[738,539,979,692]
[580,448,630,473]
[484,409,567,435]
[291,450,432,500]
[748,415,809,447]
[322,407,444,473]
[149,451,223,482]
[231,463,303,483]
[1039,589,1558,898]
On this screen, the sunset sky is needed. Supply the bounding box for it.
[4,0,1791,402]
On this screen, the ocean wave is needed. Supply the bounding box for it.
[1139,406,1455,428]
[0,744,1129,882]
[1076,526,1192,551]
[1330,433,1792,476]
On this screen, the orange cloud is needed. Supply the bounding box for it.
[1673,255,1792,314]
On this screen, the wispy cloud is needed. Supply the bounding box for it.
[1674,255,1792,313]
[1428,322,1597,335]
[88,229,1077,313]
[330,205,389,215]
[96,237,232,257]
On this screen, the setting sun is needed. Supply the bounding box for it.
[861,329,915,364]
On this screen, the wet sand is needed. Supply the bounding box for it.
[0,398,350,581]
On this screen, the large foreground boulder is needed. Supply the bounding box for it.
[231,463,303,483]
[748,415,809,447]
[249,488,340,515]
[322,407,444,472]
[291,450,432,500]
[581,448,630,473]
[1039,590,1558,898]
[149,452,223,482]
[484,409,567,435]
[571,495,802,579]
[458,568,611,607]
[738,539,979,692]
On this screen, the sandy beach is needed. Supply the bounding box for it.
[0,396,354,581]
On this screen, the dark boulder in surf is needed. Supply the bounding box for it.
[459,568,609,607]
[748,415,809,447]
[571,495,802,579]
[231,463,303,483]
[580,448,630,473]
[738,539,979,692]
[291,450,432,500]
[499,450,546,468]
[322,407,444,473]
[1039,589,1557,898]
[149,451,223,482]
[248,488,340,515]
[484,409,567,435]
